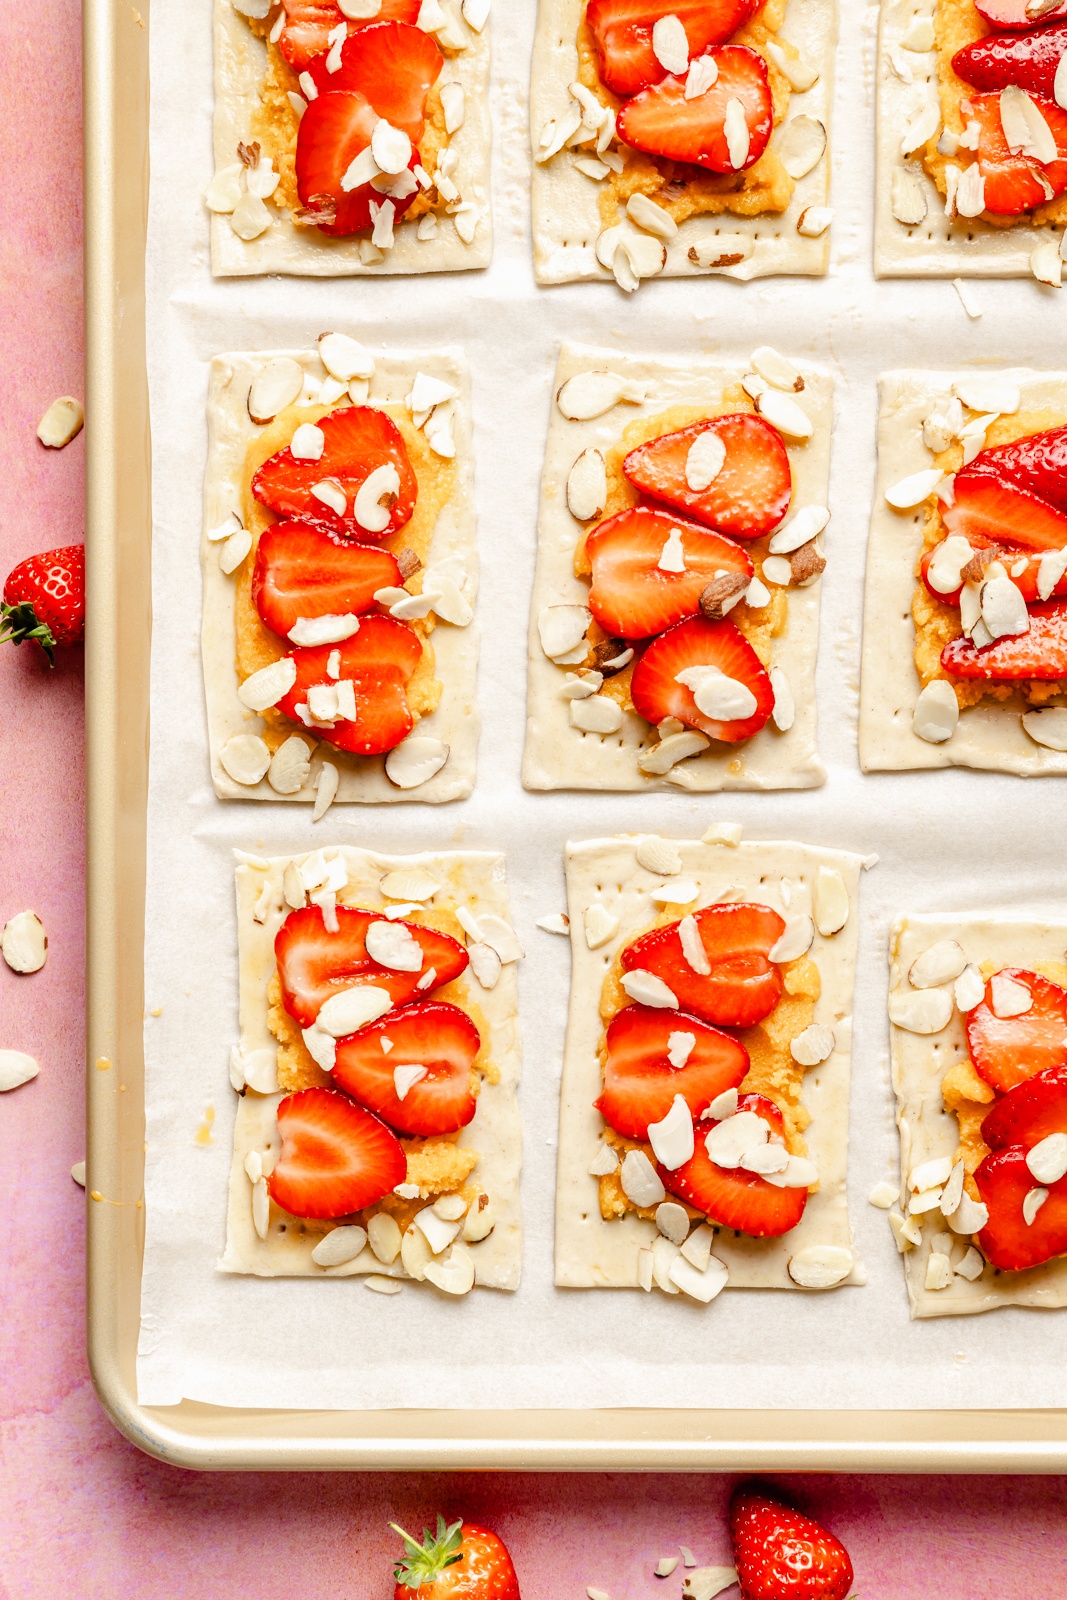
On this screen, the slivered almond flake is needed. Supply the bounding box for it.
[769,665,794,731]
[652,13,689,75]
[567,448,607,521]
[36,396,84,449]
[626,191,678,239]
[620,1148,666,1207]
[768,914,813,963]
[909,939,967,989]
[687,235,753,268]
[384,736,448,790]
[723,97,750,168]
[685,54,719,98]
[991,972,1032,1018]
[754,388,813,440]
[889,987,953,1034]
[790,1023,834,1066]
[813,866,849,936]
[635,837,682,875]
[0,1051,38,1092]
[219,734,271,787]
[584,903,619,949]
[913,679,959,744]
[556,370,647,420]
[787,1244,853,1288]
[1,911,47,975]
[679,913,711,975]
[622,969,678,1008]
[638,731,710,774]
[777,115,826,178]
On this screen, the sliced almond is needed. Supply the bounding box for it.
[266,735,312,795]
[638,731,709,774]
[237,656,298,712]
[768,504,829,555]
[1,911,47,974]
[36,396,84,449]
[777,115,826,178]
[626,192,678,239]
[620,1148,666,1207]
[556,370,647,420]
[789,1022,834,1066]
[886,467,944,509]
[888,987,953,1034]
[812,867,848,936]
[796,205,833,236]
[248,358,304,423]
[687,235,754,268]
[754,388,813,440]
[787,1244,853,1289]
[913,679,959,744]
[571,695,623,733]
[539,603,592,662]
[909,939,967,989]
[467,941,502,989]
[567,448,608,521]
[750,346,803,393]
[635,837,682,875]
[384,736,449,789]
[318,332,374,382]
[0,1051,39,1092]
[219,734,271,787]
[769,914,814,963]
[1022,707,1067,750]
[584,903,619,950]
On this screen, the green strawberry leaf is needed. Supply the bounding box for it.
[392,1514,465,1589]
[0,602,56,665]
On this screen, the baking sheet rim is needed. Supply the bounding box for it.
[84,0,1067,1469]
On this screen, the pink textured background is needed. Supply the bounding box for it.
[1,3,1066,1595]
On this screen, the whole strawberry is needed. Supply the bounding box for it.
[730,1487,854,1600]
[1,544,85,663]
[392,1515,520,1600]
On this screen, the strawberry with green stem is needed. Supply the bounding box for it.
[392,1515,520,1600]
[1,544,85,664]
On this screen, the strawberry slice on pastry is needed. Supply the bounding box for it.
[660,1091,808,1237]
[963,90,1067,215]
[275,903,469,1028]
[942,469,1067,552]
[585,507,752,639]
[596,1003,750,1140]
[616,45,773,173]
[974,0,1067,31]
[981,1064,1067,1149]
[275,617,423,756]
[966,422,1067,511]
[941,598,1067,678]
[585,0,767,98]
[622,413,792,538]
[965,968,1067,1092]
[620,902,785,1029]
[954,19,1067,99]
[974,1145,1067,1272]
[251,521,402,640]
[295,89,422,236]
[920,537,1067,607]
[304,19,442,137]
[268,1087,407,1219]
[252,406,418,540]
[629,614,774,742]
[332,1000,480,1136]
[277,0,421,73]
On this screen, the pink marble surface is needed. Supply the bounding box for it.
[1,2,1067,1596]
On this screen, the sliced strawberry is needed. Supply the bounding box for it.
[981,1065,1067,1149]
[942,597,1067,679]
[943,469,1067,552]
[974,0,1067,30]
[919,535,1067,607]
[629,615,774,742]
[305,20,442,138]
[277,0,422,74]
[275,903,468,1028]
[620,902,784,1028]
[622,414,792,539]
[595,1004,750,1140]
[967,423,1067,513]
[586,508,752,639]
[974,1145,1067,1271]
[294,89,422,236]
[585,0,766,98]
[276,616,421,755]
[332,1001,479,1136]
[252,521,401,640]
[968,89,1067,214]
[966,969,1067,1092]
[617,46,773,174]
[252,406,417,540]
[661,1092,807,1237]
[954,19,1067,98]
[267,1087,407,1220]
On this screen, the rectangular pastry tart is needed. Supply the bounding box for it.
[555,833,865,1299]
[207,0,490,276]
[202,344,477,805]
[221,846,522,1292]
[888,913,1067,1317]
[530,0,835,287]
[876,0,1067,281]
[861,368,1067,775]
[523,343,831,792]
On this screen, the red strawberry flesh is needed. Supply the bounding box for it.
[620,901,785,1028]
[941,597,1067,679]
[275,903,468,1028]
[729,1487,855,1600]
[252,405,418,539]
[295,90,421,237]
[596,1003,750,1140]
[305,20,442,138]
[981,1064,1067,1149]
[617,45,773,173]
[661,1092,807,1236]
[585,0,766,98]
[966,969,1067,1092]
[332,1000,480,1136]
[275,615,422,756]
[277,0,422,74]
[975,1145,1067,1271]
[629,614,774,742]
[954,19,1067,98]
[942,469,1067,552]
[251,521,402,639]
[268,1087,407,1219]
[623,413,792,538]
[966,422,1067,513]
[970,89,1067,214]
[920,535,1067,607]
[586,507,752,639]
[975,0,1067,29]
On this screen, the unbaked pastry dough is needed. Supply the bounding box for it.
[889,912,1067,1317]
[221,847,522,1288]
[555,835,865,1292]
[203,346,478,804]
[523,342,831,792]
[530,0,836,285]
[860,367,1067,776]
[875,0,1066,278]
[210,0,491,277]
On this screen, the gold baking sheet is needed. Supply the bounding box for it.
[84,0,1067,1468]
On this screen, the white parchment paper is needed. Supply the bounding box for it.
[139,0,1067,1409]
